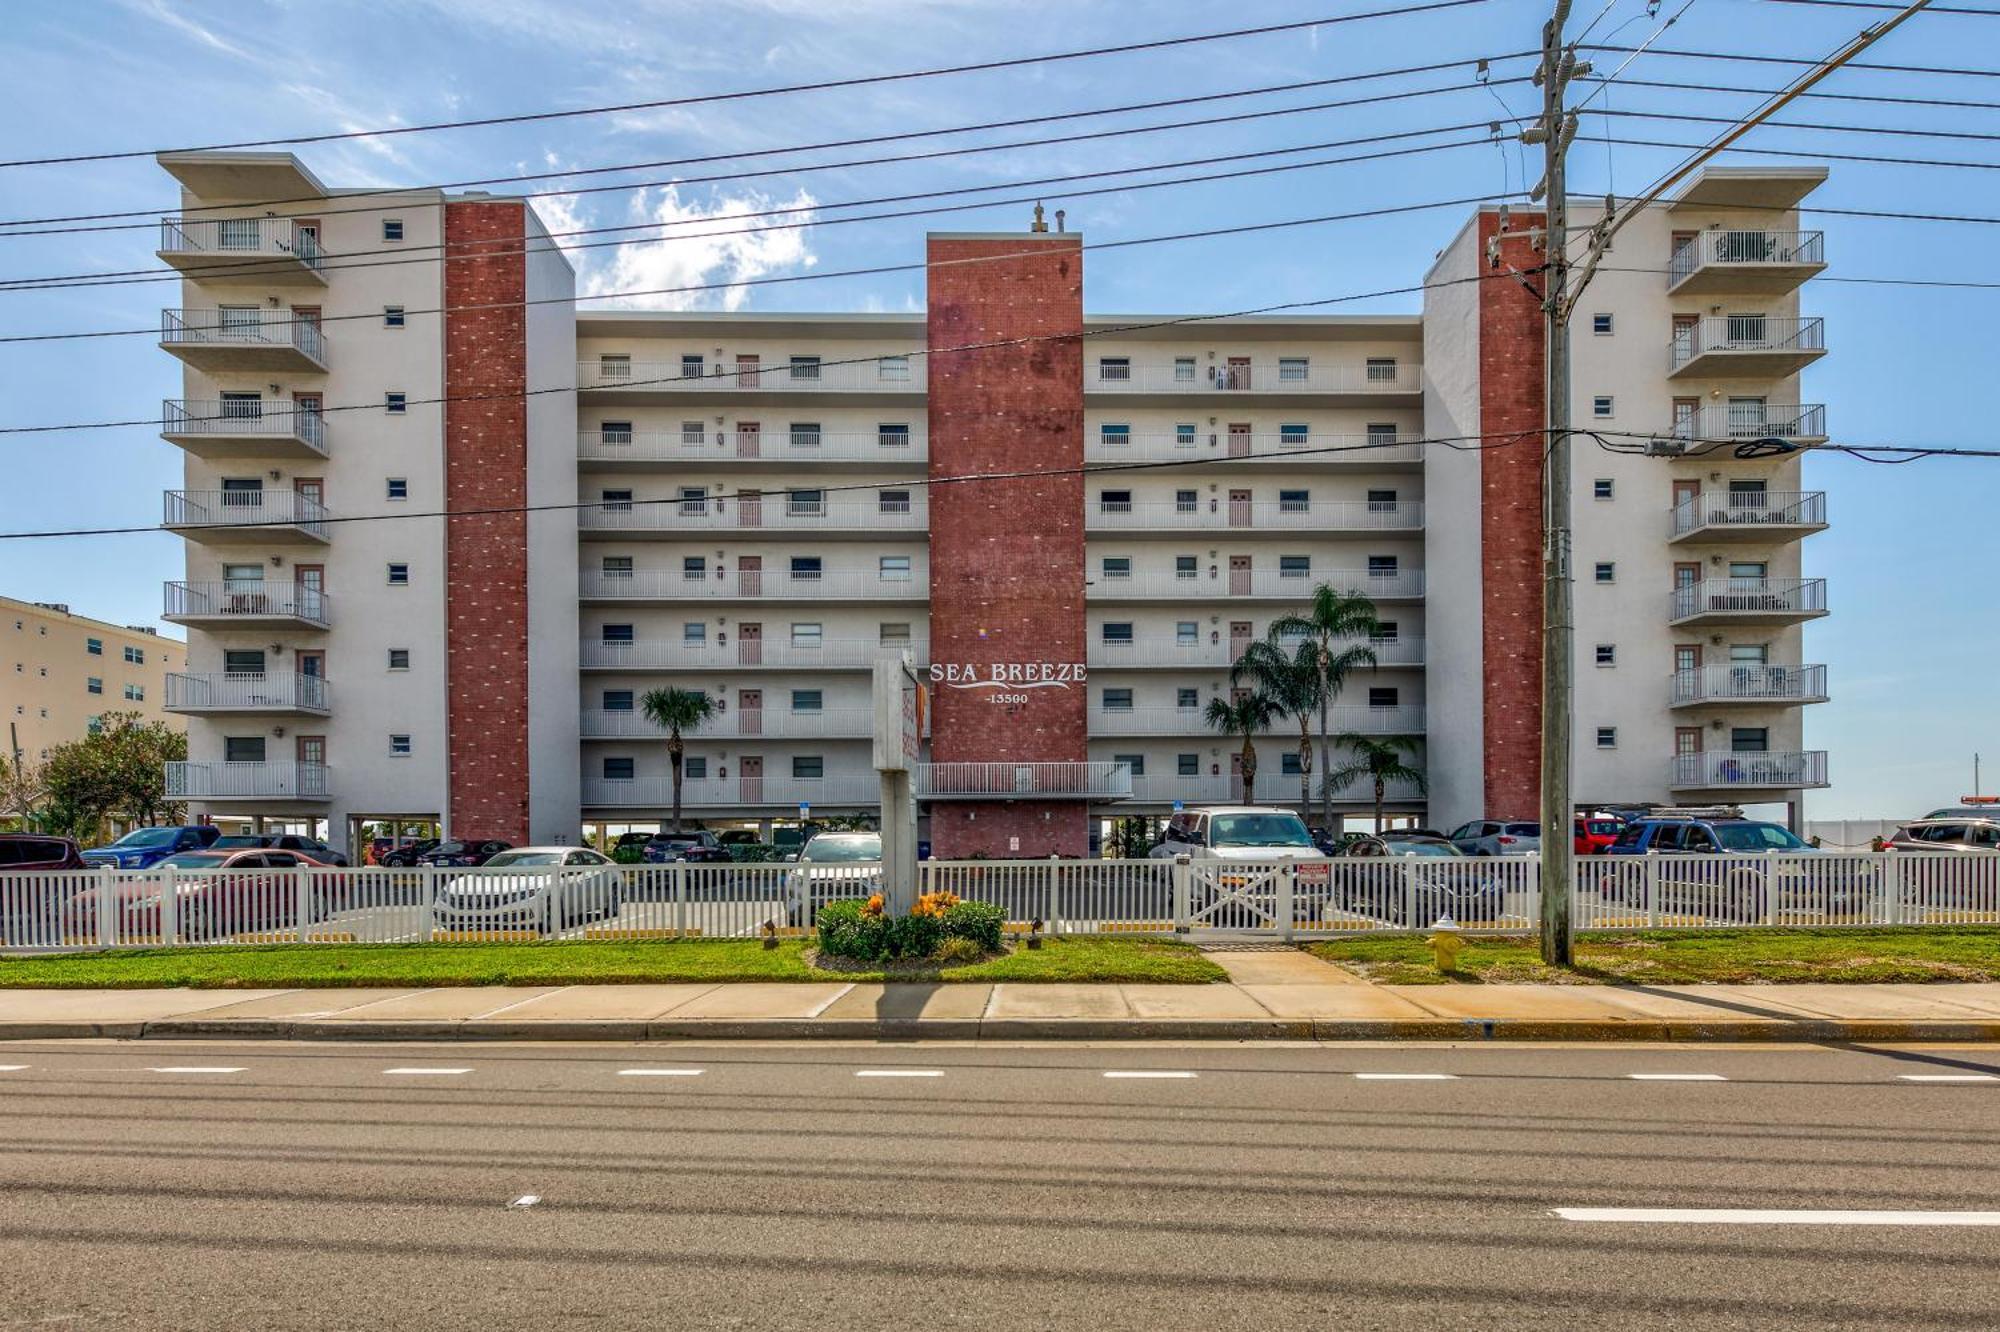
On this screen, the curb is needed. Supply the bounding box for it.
[4,1016,2000,1043]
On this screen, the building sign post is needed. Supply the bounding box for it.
[872,656,924,915]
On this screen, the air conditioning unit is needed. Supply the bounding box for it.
[1643,437,1690,457]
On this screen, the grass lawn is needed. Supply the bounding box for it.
[0,936,1225,990]
[1307,927,2000,985]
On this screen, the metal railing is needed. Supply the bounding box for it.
[582,775,883,807]
[580,428,927,463]
[159,216,325,275]
[164,580,332,625]
[1086,361,1423,394]
[166,760,331,800]
[164,671,330,713]
[1667,230,1823,286]
[1669,315,1823,370]
[580,707,877,740]
[1090,568,1425,600]
[1669,663,1827,707]
[1086,499,1423,532]
[1669,490,1826,539]
[1084,430,1424,465]
[577,359,925,392]
[1669,404,1825,444]
[580,496,929,534]
[163,399,327,452]
[580,568,926,601]
[916,761,1133,799]
[1668,577,1826,622]
[1088,636,1423,669]
[163,489,330,539]
[162,308,327,363]
[582,638,928,670]
[1089,704,1425,735]
[1669,750,1830,789]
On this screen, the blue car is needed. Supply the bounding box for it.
[80,824,221,870]
[1594,814,1870,920]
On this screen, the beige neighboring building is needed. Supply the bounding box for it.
[2,595,186,770]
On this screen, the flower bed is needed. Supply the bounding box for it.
[815,892,1007,963]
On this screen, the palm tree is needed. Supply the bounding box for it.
[1203,693,1275,805]
[1230,636,1321,821]
[1325,734,1427,834]
[639,687,717,833]
[1269,584,1382,834]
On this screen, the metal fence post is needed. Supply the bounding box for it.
[96,866,116,948]
[1171,855,1189,933]
[296,865,312,943]
[1277,860,1295,941]
[158,865,177,946]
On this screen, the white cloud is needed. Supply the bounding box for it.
[548,182,820,311]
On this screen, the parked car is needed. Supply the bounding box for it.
[416,839,511,868]
[1148,807,1332,865]
[642,830,732,865]
[367,836,436,866]
[80,824,221,870]
[1447,820,1542,857]
[1595,814,1869,921]
[0,834,87,946]
[785,831,883,924]
[378,839,440,868]
[430,847,621,934]
[0,833,85,873]
[1886,818,2000,853]
[208,833,349,867]
[1327,835,1512,926]
[61,848,335,942]
[1574,814,1625,856]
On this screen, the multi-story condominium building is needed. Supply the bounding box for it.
[154,152,1829,856]
[3,595,185,771]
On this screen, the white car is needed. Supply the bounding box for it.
[1148,807,1332,866]
[784,831,883,924]
[1447,820,1543,857]
[431,846,621,934]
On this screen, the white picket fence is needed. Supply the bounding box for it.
[0,852,1994,952]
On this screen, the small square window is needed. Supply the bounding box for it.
[877,355,911,382]
[389,734,413,757]
[1280,556,1311,578]
[1278,489,1310,513]
[1174,489,1198,514]
[384,392,407,414]
[788,487,824,516]
[1174,423,1198,448]
[386,563,410,586]
[1099,422,1132,448]
[788,355,821,381]
[1594,562,1616,583]
[790,423,822,450]
[879,623,912,645]
[1099,490,1133,513]
[1368,687,1399,708]
[1176,687,1199,710]
[386,478,409,501]
[683,756,708,780]
[124,645,145,665]
[1173,357,1196,382]
[1278,357,1309,382]
[124,683,145,701]
[878,423,912,449]
[791,689,823,713]
[1593,396,1614,419]
[1176,621,1198,645]
[1115,754,1146,777]
[388,648,411,670]
[1365,357,1398,383]
[601,624,635,646]
[601,556,633,578]
[670,420,699,446]
[1366,555,1398,577]
[1102,688,1134,711]
[600,488,633,513]
[1592,478,1614,500]
[383,305,406,328]
[1177,753,1200,777]
[679,354,704,380]
[1102,557,1132,579]
[1098,357,1132,382]
[1174,555,1198,579]
[381,219,404,242]
[1279,422,1309,446]
[1595,644,1616,667]
[792,755,825,780]
[1592,313,1614,335]
[603,690,634,712]
[683,556,708,578]
[1101,622,1134,644]
[878,489,912,514]
[85,637,102,656]
[1595,726,1618,749]
[682,622,707,645]
[602,756,635,781]
[1281,753,1303,776]
[879,555,913,581]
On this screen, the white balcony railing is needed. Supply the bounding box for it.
[1669,316,1822,370]
[158,216,325,276]
[1669,404,1825,444]
[580,429,927,464]
[1087,361,1423,395]
[1085,431,1424,466]
[163,399,327,453]
[1088,636,1424,669]
[582,638,927,671]
[1090,569,1425,600]
[580,707,877,740]
[1088,704,1424,736]
[163,581,332,626]
[915,761,1133,800]
[1669,664,1827,707]
[1127,773,1237,804]
[583,775,884,808]
[1669,750,1829,790]
[581,569,926,601]
[1669,490,1825,540]
[1086,499,1422,533]
[166,760,331,800]
[1667,230,1823,286]
[162,308,327,364]
[163,489,330,539]
[164,671,330,714]
[580,496,928,535]
[1668,578,1826,623]
[578,359,925,393]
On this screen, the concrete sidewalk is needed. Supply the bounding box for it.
[5,949,2000,1043]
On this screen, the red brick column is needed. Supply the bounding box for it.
[1477,212,1547,820]
[442,200,530,843]
[925,234,1088,858]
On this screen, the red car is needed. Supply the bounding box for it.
[1574,815,1624,856]
[61,848,336,943]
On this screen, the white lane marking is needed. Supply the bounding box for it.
[854,1069,943,1078]
[1103,1070,1197,1079]
[1628,1073,1728,1081]
[1353,1072,1458,1081]
[147,1066,245,1074]
[1556,1208,2000,1227]
[618,1068,705,1077]
[509,1195,542,1209]
[1897,1074,1999,1083]
[382,1067,473,1076]
[0,1065,29,1073]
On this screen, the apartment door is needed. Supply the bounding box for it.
[737,555,762,597]
[1229,555,1251,596]
[737,489,762,528]
[1726,396,1768,437]
[1227,423,1251,458]
[1672,397,1700,439]
[737,689,763,736]
[1229,620,1253,660]
[296,734,326,770]
[1674,728,1703,785]
[735,421,760,458]
[1671,479,1701,527]
[294,477,324,519]
[292,218,320,251]
[293,564,324,620]
[739,755,763,804]
[1224,357,1251,390]
[291,305,321,351]
[1228,489,1252,527]
[1670,230,1698,263]
[1671,313,1700,361]
[737,622,762,666]
[295,650,325,710]
[1673,644,1702,674]
[1673,562,1701,590]
[735,354,760,389]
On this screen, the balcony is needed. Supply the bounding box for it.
[1089,569,1424,602]
[164,671,330,716]
[157,216,326,287]
[166,760,331,802]
[582,638,927,671]
[580,569,925,603]
[162,399,327,461]
[1668,230,1824,296]
[1670,664,1828,709]
[164,581,331,630]
[1668,404,1826,448]
[1668,750,1829,793]
[163,490,330,545]
[1668,578,1826,627]
[1089,704,1424,736]
[1085,360,1423,402]
[582,774,883,810]
[581,707,878,740]
[580,428,927,468]
[1086,499,1422,536]
[1668,316,1824,378]
[1127,773,1237,805]
[1086,430,1424,469]
[1088,635,1424,670]
[580,495,928,540]
[577,357,924,401]
[915,761,1133,801]
[1669,491,1826,544]
[161,308,327,373]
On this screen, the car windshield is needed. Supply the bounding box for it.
[1209,813,1315,848]
[805,837,882,863]
[1713,823,1808,852]
[1504,823,1542,837]
[1397,841,1463,857]
[157,852,228,869]
[484,851,563,867]
[211,836,265,848]
[110,828,181,849]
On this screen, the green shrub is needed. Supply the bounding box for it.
[816,896,1005,962]
[884,911,943,959]
[816,898,882,961]
[942,900,1005,952]
[935,935,985,964]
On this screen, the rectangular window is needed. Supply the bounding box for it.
[594,420,633,446]
[1278,489,1310,513]
[123,683,144,701]
[85,637,102,656]
[793,755,825,779]
[677,486,708,515]
[1593,395,1614,418]
[1368,687,1399,709]
[601,556,633,578]
[219,390,262,419]
[679,354,704,380]
[1728,561,1768,579]
[789,422,822,450]
[600,488,633,513]
[1280,556,1311,578]
[1102,557,1132,580]
[1366,555,1398,577]
[224,736,267,764]
[788,355,821,381]
[788,488,824,517]
[682,622,707,645]
[384,393,407,414]
[683,756,708,780]
[683,556,708,579]
[1595,644,1616,666]
[792,622,823,647]
[381,219,404,242]
[1102,688,1134,711]
[789,556,822,578]
[1176,687,1199,709]
[1594,562,1616,583]
[1366,488,1398,512]
[389,734,412,757]
[1592,312,1614,335]
[86,677,103,695]
[386,563,410,586]
[879,555,913,581]
[1279,422,1309,446]
[383,305,405,328]
[1100,422,1132,448]
[388,648,411,670]
[1173,357,1196,382]
[1174,489,1198,514]
[1099,490,1133,513]
[1593,478,1614,500]
[603,690,635,712]
[1281,753,1303,776]
[123,644,144,665]
[602,757,635,781]
[878,423,911,449]
[1365,357,1398,383]
[1731,727,1770,753]
[878,489,912,514]
[879,623,912,645]
[1101,622,1134,644]
[1174,555,1198,579]
[1176,621,1198,645]
[1116,754,1147,777]
[224,649,267,674]
[877,355,911,382]
[1178,753,1200,777]
[1174,423,1198,449]
[678,421,704,446]
[791,689,823,713]
[1371,621,1399,643]
[1277,356,1309,382]
[386,477,409,500]
[1596,727,1618,749]
[601,624,635,646]
[1098,357,1131,382]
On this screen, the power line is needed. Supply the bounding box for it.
[0,1,1488,169]
[0,51,1539,232]
[1590,105,2000,144]
[1589,428,2000,460]
[1759,0,2000,13]
[1583,42,2000,78]
[1586,73,2000,110]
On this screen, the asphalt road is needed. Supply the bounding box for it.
[0,1040,1995,1330]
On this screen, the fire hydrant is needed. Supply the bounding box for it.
[1428,916,1465,973]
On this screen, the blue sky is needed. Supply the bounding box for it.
[0,0,1993,818]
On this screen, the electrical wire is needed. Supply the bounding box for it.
[1582,43,2000,78]
[1590,105,2000,144]
[1759,0,2000,13]
[1584,73,2000,110]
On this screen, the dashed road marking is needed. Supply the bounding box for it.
[147,1066,245,1074]
[1353,1072,1458,1081]
[1628,1073,1728,1081]
[618,1068,705,1077]
[509,1195,542,1209]
[1103,1070,1197,1079]
[854,1069,943,1078]
[1897,1074,1999,1083]
[0,1065,29,1073]
[1556,1207,2000,1227]
[383,1067,473,1076]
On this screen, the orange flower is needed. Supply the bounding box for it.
[862,893,886,917]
